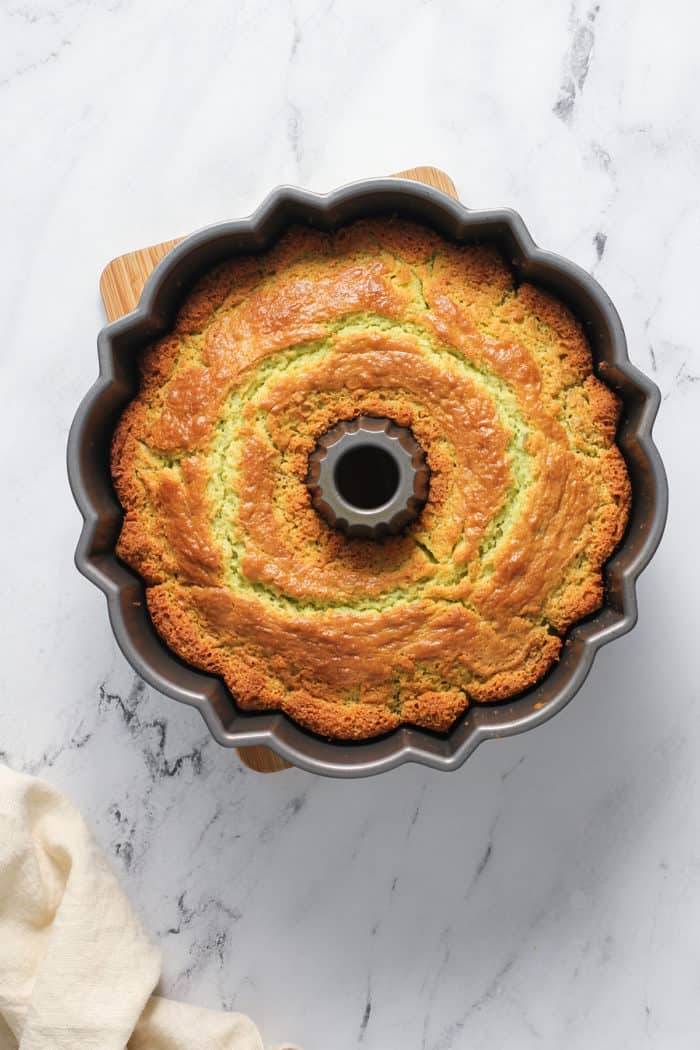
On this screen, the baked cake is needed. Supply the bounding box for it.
[111,219,631,740]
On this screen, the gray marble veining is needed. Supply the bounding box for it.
[1,0,697,1046]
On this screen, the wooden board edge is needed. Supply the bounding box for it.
[237,746,295,775]
[99,167,458,321]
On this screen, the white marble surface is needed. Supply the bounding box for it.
[0,1,698,1046]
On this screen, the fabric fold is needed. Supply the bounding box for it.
[0,766,295,1050]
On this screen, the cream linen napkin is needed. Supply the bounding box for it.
[0,765,297,1050]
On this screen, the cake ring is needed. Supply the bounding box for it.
[110,218,631,740]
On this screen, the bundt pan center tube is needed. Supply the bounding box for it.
[67,168,667,777]
[307,416,430,539]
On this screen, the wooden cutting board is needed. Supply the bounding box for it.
[100,166,459,773]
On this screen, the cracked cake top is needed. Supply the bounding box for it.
[111,218,630,740]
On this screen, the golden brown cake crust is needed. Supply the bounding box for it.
[111,219,631,740]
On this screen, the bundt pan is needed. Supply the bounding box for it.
[67,177,667,778]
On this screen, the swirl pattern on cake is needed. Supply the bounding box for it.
[111,219,631,739]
